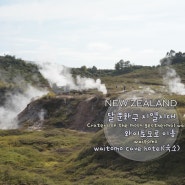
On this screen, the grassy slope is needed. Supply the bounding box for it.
[0,129,94,185]
[1,129,184,185]
[101,66,163,93]
[67,129,185,185]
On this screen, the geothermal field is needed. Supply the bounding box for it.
[0,54,185,185]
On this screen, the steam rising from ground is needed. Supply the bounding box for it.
[0,86,47,129]
[76,76,107,94]
[39,63,107,94]
[163,67,185,95]
[0,62,107,130]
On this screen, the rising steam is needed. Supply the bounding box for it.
[0,85,47,129]
[39,63,107,94]
[163,67,185,95]
[0,61,107,130]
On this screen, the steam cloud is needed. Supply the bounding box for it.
[163,67,185,95]
[38,109,46,121]
[39,63,107,94]
[0,85,47,129]
[0,61,107,130]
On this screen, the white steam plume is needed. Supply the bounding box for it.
[0,85,48,129]
[163,67,185,95]
[76,76,107,94]
[39,63,107,94]
[38,109,46,121]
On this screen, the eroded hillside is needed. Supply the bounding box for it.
[18,94,107,132]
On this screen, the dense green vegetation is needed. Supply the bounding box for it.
[0,55,49,89]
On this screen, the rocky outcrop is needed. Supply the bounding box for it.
[18,94,107,132]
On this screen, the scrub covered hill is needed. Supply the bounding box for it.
[0,55,49,106]
[0,55,49,89]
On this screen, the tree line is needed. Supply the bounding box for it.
[160,50,185,66]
